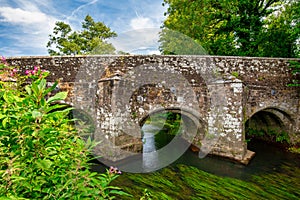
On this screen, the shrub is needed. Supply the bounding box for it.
[0,59,130,199]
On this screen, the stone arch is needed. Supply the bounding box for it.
[139,107,207,147]
[245,106,295,143]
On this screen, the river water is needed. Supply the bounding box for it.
[173,139,300,181]
[92,123,300,199]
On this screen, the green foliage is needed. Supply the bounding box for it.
[247,127,290,143]
[47,15,117,55]
[144,112,182,150]
[145,112,182,136]
[158,29,208,55]
[231,71,239,78]
[161,0,300,58]
[140,189,153,200]
[258,1,300,58]
[289,146,300,154]
[0,61,130,199]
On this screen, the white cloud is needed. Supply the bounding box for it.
[130,17,156,30]
[110,28,161,55]
[0,7,49,24]
[0,4,58,56]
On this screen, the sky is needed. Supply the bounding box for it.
[0,0,168,56]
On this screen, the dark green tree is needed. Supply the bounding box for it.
[161,0,300,57]
[47,15,117,55]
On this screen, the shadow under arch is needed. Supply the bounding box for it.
[245,107,295,144]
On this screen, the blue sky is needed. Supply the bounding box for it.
[0,0,167,56]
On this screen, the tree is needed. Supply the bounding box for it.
[159,29,208,55]
[47,15,117,55]
[259,0,300,57]
[160,0,300,58]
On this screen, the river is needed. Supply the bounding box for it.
[92,123,300,199]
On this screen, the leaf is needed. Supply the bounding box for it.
[47,92,68,103]
[46,107,73,118]
[25,85,32,95]
[38,79,47,90]
[3,92,13,103]
[43,81,58,96]
[2,117,8,128]
[109,190,133,196]
[13,95,22,102]
[32,110,43,119]
[11,175,27,182]
[45,104,68,113]
[36,159,52,170]
[40,97,46,107]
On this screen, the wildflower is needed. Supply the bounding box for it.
[25,70,31,75]
[13,68,17,73]
[1,56,6,62]
[109,166,121,174]
[109,166,116,174]
[34,66,39,71]
[10,72,14,77]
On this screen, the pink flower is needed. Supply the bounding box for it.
[108,166,121,174]
[10,72,14,77]
[34,66,39,71]
[1,56,6,62]
[109,166,115,174]
[13,68,17,73]
[25,70,31,75]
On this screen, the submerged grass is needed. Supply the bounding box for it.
[114,163,300,199]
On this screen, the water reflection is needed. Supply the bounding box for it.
[142,124,159,172]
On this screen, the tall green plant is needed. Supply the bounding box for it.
[0,60,130,199]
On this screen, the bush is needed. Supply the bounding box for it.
[0,59,130,199]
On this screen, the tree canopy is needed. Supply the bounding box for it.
[47,15,117,55]
[160,0,300,57]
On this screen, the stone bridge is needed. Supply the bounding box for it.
[6,55,300,166]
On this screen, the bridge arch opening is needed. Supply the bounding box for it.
[245,107,294,145]
[139,108,207,154]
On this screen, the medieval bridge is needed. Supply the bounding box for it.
[7,55,300,166]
